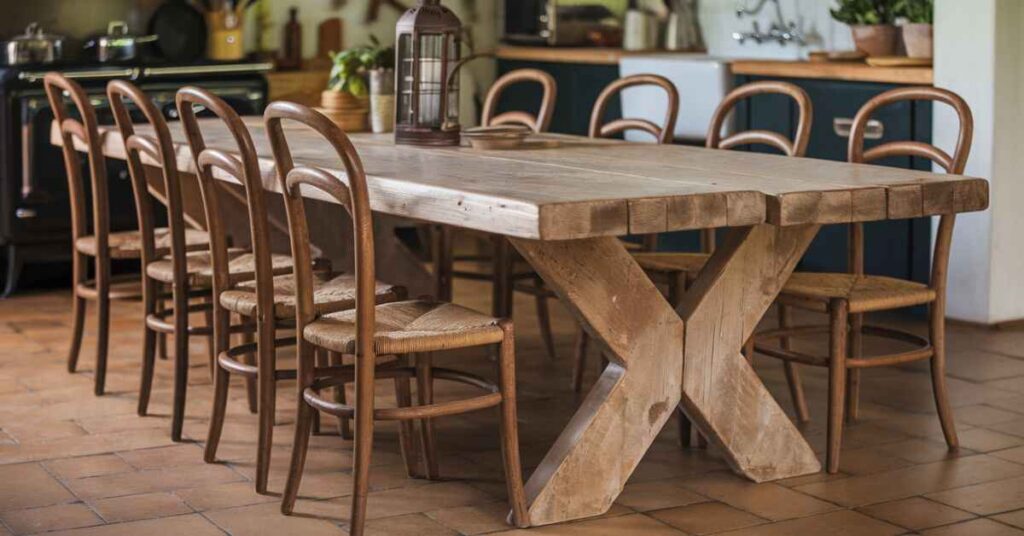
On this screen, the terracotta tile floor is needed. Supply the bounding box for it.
[2,278,1024,535]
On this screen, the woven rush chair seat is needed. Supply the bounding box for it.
[632,252,710,276]
[304,300,505,356]
[221,273,404,318]
[145,250,294,287]
[780,272,937,314]
[75,228,209,259]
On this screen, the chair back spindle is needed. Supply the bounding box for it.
[264,102,377,366]
[44,74,111,263]
[176,87,277,314]
[846,86,973,295]
[481,69,557,133]
[107,80,189,275]
[703,81,813,253]
[589,74,680,145]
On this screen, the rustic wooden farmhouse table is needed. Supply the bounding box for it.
[54,118,988,526]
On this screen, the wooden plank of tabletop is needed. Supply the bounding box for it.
[53,120,987,240]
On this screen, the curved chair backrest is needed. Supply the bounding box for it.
[846,86,973,294]
[707,81,813,157]
[481,69,557,133]
[107,80,187,271]
[44,73,110,258]
[589,74,680,145]
[264,101,376,362]
[176,86,275,312]
[700,81,813,254]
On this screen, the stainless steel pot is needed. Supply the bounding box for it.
[4,23,65,65]
[85,21,158,63]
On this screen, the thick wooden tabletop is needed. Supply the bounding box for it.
[55,118,988,240]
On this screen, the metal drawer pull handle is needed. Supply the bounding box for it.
[833,118,884,140]
[15,208,37,219]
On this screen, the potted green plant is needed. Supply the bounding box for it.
[362,36,396,134]
[896,0,933,58]
[831,0,898,57]
[321,47,371,132]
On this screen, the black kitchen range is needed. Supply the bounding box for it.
[0,19,269,296]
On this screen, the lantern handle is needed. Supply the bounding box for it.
[441,51,496,132]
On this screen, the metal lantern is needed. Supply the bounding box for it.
[395,0,462,146]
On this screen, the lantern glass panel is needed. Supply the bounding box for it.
[446,36,460,124]
[416,33,446,127]
[397,33,414,126]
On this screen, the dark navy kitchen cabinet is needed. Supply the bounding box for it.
[496,59,622,136]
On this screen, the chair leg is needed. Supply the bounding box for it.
[433,225,453,302]
[138,279,158,416]
[281,392,315,515]
[67,255,86,373]
[533,276,557,361]
[393,355,422,478]
[157,296,168,361]
[847,313,863,423]
[93,265,111,396]
[415,353,440,480]
[348,357,377,536]
[204,307,231,464]
[492,236,511,319]
[170,285,191,442]
[778,304,810,423]
[255,317,277,495]
[826,299,848,474]
[240,316,258,414]
[330,352,352,440]
[203,299,216,379]
[930,303,959,449]
[571,329,589,393]
[497,322,529,528]
[311,349,328,436]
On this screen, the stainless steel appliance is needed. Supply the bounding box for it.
[503,0,617,46]
[3,23,66,66]
[0,60,271,296]
[85,22,159,63]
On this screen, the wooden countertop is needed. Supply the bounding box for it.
[495,46,932,85]
[495,45,689,66]
[730,60,932,85]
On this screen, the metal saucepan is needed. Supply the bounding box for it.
[85,21,159,63]
[4,23,66,65]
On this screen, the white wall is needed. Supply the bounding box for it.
[934,0,1023,324]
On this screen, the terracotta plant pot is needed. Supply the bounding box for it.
[850,24,898,57]
[902,23,933,59]
[320,90,369,133]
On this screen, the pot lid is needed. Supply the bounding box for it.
[10,22,65,43]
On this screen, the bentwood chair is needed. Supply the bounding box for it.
[753,86,972,473]
[630,81,813,295]
[434,69,559,357]
[569,74,681,393]
[176,87,404,494]
[265,102,528,534]
[108,80,247,441]
[45,73,208,396]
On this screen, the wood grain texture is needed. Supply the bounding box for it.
[511,237,684,526]
[677,224,822,482]
[495,46,682,65]
[731,60,933,85]
[52,119,987,240]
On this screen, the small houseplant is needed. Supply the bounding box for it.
[830,0,898,57]
[321,47,372,132]
[896,0,933,58]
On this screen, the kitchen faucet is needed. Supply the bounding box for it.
[732,0,805,46]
